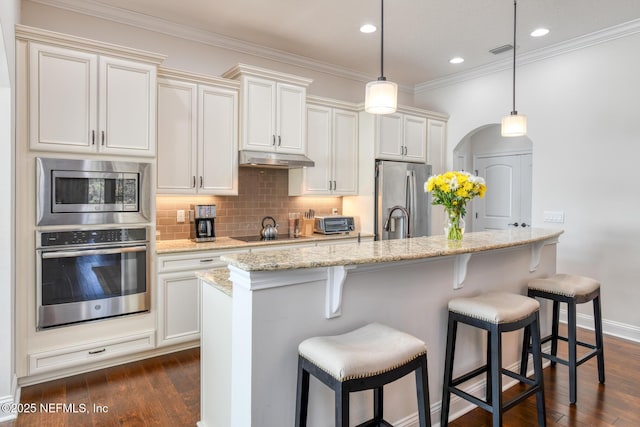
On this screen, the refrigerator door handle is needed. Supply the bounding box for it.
[406,170,417,237]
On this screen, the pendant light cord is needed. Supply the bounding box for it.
[512,0,517,114]
[380,0,385,80]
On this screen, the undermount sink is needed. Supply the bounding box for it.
[231,235,312,243]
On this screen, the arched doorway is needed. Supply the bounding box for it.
[453,124,533,232]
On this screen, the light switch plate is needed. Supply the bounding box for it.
[176,209,185,223]
[543,210,564,223]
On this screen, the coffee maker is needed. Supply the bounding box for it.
[190,204,216,242]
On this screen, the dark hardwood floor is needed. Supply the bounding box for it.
[2,327,639,426]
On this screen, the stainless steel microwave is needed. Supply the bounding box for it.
[36,157,151,226]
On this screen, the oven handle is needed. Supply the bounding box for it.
[41,245,147,259]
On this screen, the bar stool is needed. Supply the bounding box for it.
[295,322,431,427]
[441,292,546,427]
[520,274,605,404]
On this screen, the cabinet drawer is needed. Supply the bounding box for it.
[157,250,244,273]
[29,331,155,375]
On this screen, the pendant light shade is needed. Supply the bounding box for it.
[365,78,398,114]
[501,0,527,137]
[501,112,527,137]
[365,0,397,115]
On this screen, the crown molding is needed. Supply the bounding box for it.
[27,1,640,97]
[415,17,640,93]
[26,0,413,94]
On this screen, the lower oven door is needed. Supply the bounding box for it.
[37,244,150,329]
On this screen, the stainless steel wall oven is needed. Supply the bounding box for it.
[36,227,150,329]
[36,157,151,226]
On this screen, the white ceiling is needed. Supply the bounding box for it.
[35,0,640,87]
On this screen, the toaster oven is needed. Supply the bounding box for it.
[313,216,355,234]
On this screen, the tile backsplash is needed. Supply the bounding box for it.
[156,168,343,240]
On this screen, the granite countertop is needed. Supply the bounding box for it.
[197,268,232,296]
[221,228,564,272]
[156,233,372,254]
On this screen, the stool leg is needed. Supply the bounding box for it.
[295,357,309,427]
[373,386,383,421]
[335,382,349,427]
[441,314,458,427]
[568,300,578,404]
[551,300,560,366]
[593,294,605,384]
[415,355,431,427]
[520,324,531,378]
[486,331,492,405]
[530,312,547,427]
[489,325,503,427]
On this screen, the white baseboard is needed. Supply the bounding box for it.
[0,373,19,422]
[559,310,640,343]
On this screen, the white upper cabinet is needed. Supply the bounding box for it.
[156,71,238,195]
[28,42,158,157]
[289,100,358,196]
[375,112,427,163]
[224,64,312,155]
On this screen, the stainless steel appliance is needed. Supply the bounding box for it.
[375,160,432,240]
[313,216,355,234]
[191,204,216,242]
[36,227,150,329]
[36,157,151,226]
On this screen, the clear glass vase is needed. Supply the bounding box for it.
[444,213,465,241]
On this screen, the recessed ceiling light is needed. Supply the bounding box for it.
[360,24,377,33]
[449,57,464,64]
[530,28,549,37]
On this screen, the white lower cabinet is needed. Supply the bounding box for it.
[29,331,155,375]
[157,272,201,346]
[156,249,241,347]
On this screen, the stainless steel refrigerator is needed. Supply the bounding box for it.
[375,160,432,240]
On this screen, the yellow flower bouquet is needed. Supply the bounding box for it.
[424,171,486,240]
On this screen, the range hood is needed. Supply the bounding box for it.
[238,150,314,169]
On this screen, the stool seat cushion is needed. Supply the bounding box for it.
[528,274,600,297]
[298,323,427,382]
[448,292,539,324]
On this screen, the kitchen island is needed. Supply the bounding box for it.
[199,228,563,426]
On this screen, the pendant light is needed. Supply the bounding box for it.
[501,0,527,137]
[365,0,397,114]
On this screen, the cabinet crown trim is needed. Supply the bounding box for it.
[222,63,313,87]
[158,67,240,89]
[16,24,167,64]
[306,95,360,111]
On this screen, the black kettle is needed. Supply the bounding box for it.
[260,216,278,239]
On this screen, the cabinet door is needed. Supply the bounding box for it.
[157,272,201,346]
[298,105,332,195]
[99,56,157,156]
[157,78,198,193]
[403,115,427,163]
[199,85,239,195]
[276,83,306,154]
[332,109,358,195]
[242,76,276,151]
[427,119,446,174]
[375,113,403,160]
[29,43,98,152]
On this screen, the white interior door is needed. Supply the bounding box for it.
[473,153,532,230]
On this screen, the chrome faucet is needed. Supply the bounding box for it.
[383,205,411,238]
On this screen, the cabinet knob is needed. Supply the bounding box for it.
[278,135,282,146]
[192,176,196,188]
[101,131,105,146]
[272,135,276,146]
[508,222,520,227]
[91,130,95,145]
